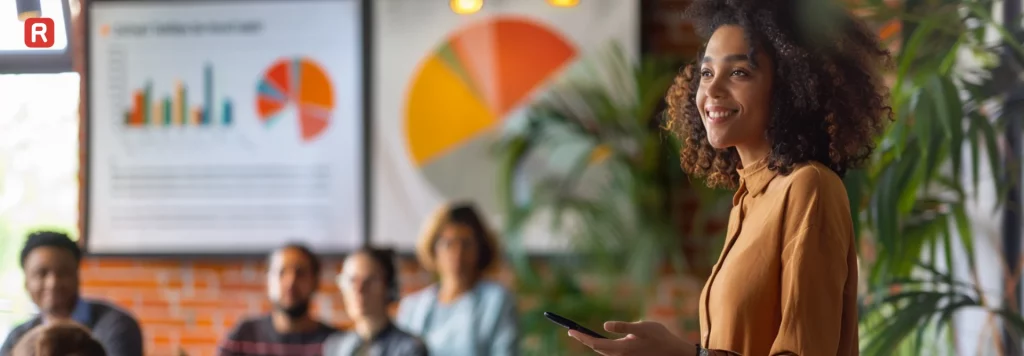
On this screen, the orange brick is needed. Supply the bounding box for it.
[138,297,172,310]
[178,329,221,345]
[106,295,137,310]
[145,346,179,356]
[142,260,191,270]
[219,281,264,293]
[81,278,162,289]
[92,259,139,268]
[151,333,174,345]
[190,312,216,329]
[179,297,234,310]
[143,325,181,339]
[193,303,253,315]
[183,349,215,356]
[82,269,160,285]
[138,316,186,329]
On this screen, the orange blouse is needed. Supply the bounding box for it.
[698,158,859,356]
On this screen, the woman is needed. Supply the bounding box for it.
[396,202,519,356]
[569,0,891,355]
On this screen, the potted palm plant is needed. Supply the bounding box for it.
[849,0,1024,354]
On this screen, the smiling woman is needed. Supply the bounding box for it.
[668,0,892,189]
[567,0,893,355]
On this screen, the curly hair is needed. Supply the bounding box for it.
[664,0,893,189]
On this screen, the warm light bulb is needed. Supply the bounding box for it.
[450,0,483,14]
[17,11,41,21]
[547,0,579,7]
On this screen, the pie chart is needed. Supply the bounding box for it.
[256,57,335,142]
[405,17,577,204]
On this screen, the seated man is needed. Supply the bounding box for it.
[0,231,143,356]
[219,243,337,356]
[323,247,427,356]
[12,320,107,356]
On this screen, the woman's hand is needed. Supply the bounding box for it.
[568,320,696,356]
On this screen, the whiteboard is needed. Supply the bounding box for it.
[371,0,640,252]
[85,0,365,255]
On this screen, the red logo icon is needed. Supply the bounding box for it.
[24,18,55,48]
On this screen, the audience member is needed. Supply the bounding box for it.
[0,231,143,356]
[396,202,519,356]
[218,243,337,356]
[323,247,427,356]
[11,320,107,356]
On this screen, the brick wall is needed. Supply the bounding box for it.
[76,257,441,355]
[69,1,704,355]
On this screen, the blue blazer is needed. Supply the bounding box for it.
[396,280,519,356]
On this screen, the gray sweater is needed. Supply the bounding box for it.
[0,299,143,356]
[322,324,428,356]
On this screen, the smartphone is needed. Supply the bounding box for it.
[544,311,608,339]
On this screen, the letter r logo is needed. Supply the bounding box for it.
[24,18,55,48]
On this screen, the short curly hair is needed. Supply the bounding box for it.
[664,0,893,189]
[20,231,81,268]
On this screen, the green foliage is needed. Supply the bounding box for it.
[851,0,1024,354]
[496,43,732,355]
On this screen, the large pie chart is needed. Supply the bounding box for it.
[405,17,577,204]
[257,57,335,142]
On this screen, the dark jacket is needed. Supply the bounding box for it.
[0,299,144,356]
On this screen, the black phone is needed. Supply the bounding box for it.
[544,311,608,339]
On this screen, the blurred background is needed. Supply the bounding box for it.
[1,0,1023,355]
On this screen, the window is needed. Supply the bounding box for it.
[0,0,73,73]
[0,73,80,340]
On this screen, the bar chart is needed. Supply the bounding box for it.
[87,0,364,254]
[123,64,234,128]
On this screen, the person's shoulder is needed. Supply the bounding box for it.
[475,280,513,299]
[321,331,355,355]
[779,161,854,234]
[9,317,41,334]
[225,315,272,339]
[323,330,352,344]
[390,327,429,355]
[88,299,141,326]
[2,318,41,346]
[475,280,517,313]
[781,161,846,198]
[391,325,421,340]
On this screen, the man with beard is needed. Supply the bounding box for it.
[0,231,143,356]
[218,243,337,356]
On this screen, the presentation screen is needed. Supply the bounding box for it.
[85,0,365,255]
[371,0,639,253]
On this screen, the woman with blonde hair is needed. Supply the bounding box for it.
[396,202,519,356]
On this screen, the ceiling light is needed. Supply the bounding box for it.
[450,0,483,15]
[547,0,579,8]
